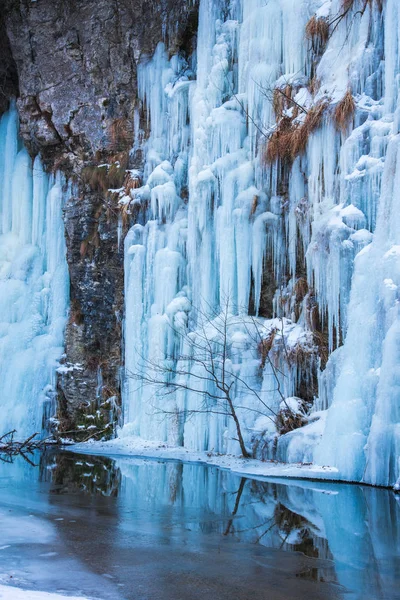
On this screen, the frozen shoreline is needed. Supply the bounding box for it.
[65,436,347,485]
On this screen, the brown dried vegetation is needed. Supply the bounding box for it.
[265,100,328,164]
[305,16,329,46]
[273,85,294,119]
[108,118,133,152]
[250,194,259,216]
[123,171,141,194]
[334,89,355,132]
[82,151,129,194]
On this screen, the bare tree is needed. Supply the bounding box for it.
[127,299,291,459]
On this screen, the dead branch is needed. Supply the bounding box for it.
[0,431,61,459]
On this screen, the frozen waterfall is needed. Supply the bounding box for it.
[0,105,69,437]
[122,0,400,487]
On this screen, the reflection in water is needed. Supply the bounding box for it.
[40,452,400,600]
[41,453,121,497]
[0,451,398,600]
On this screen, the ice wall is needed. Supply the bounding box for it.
[0,105,69,437]
[123,0,400,487]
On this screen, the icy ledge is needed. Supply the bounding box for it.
[68,436,400,490]
[68,436,346,484]
[68,438,400,490]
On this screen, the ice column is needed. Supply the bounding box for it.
[0,106,69,437]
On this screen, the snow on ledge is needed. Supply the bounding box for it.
[67,436,340,484]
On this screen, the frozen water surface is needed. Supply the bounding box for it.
[0,452,398,600]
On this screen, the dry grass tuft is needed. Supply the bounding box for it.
[273,88,285,120]
[265,100,328,164]
[265,116,294,163]
[334,89,355,132]
[313,330,330,368]
[305,16,329,46]
[273,85,294,120]
[120,202,132,229]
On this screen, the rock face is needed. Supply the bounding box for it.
[1,0,197,435]
[2,0,197,165]
[0,11,18,115]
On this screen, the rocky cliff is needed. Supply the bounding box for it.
[0,0,198,434]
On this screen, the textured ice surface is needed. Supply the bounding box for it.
[120,0,400,486]
[0,106,69,436]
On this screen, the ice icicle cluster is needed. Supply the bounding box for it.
[121,0,400,487]
[0,105,69,437]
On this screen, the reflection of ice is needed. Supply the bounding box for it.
[0,453,398,600]
[117,457,400,599]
